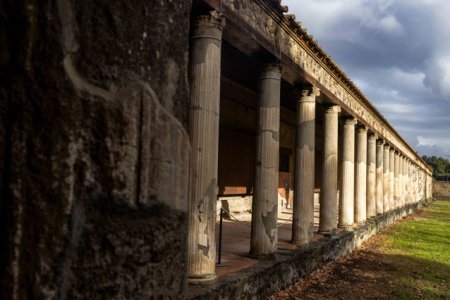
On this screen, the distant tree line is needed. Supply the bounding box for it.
[422,155,450,177]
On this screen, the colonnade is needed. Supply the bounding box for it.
[187,11,431,283]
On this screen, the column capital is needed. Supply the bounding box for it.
[194,10,225,32]
[324,105,341,114]
[376,139,385,146]
[369,134,379,140]
[298,86,320,103]
[260,63,282,81]
[357,125,368,133]
[383,143,391,150]
[344,118,357,126]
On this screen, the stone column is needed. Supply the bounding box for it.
[394,152,400,208]
[403,157,408,205]
[187,11,225,283]
[428,174,433,199]
[389,148,395,209]
[319,106,341,234]
[376,139,384,214]
[250,63,281,258]
[338,118,357,229]
[414,165,417,202]
[366,134,377,218]
[408,160,414,204]
[292,87,320,246]
[383,144,390,212]
[399,155,404,207]
[406,160,410,203]
[414,165,419,202]
[355,126,368,223]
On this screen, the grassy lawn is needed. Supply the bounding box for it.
[272,201,450,299]
[380,201,450,299]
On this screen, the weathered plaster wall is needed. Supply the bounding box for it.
[433,181,450,200]
[0,0,192,298]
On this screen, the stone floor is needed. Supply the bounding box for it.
[188,200,426,299]
[214,203,325,278]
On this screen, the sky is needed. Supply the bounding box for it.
[283,0,450,159]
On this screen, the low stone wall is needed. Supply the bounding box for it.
[433,181,450,200]
[218,196,252,218]
[217,194,286,218]
[188,199,430,299]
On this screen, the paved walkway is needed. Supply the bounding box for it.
[215,202,330,277]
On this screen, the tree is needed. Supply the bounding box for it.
[422,155,450,177]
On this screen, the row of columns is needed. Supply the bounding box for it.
[334,125,425,229]
[186,10,431,283]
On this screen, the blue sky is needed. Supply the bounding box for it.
[283,0,450,158]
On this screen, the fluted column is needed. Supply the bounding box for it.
[394,152,400,208]
[319,105,341,234]
[399,155,404,207]
[410,162,416,203]
[427,174,433,199]
[389,148,395,209]
[404,160,408,204]
[407,159,414,204]
[366,134,377,217]
[292,87,319,246]
[383,144,390,212]
[338,118,357,229]
[414,164,417,202]
[355,126,368,223]
[414,165,419,202]
[376,139,384,214]
[406,158,410,204]
[187,11,225,283]
[250,63,281,258]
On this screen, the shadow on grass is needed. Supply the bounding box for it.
[272,251,449,300]
[272,201,450,300]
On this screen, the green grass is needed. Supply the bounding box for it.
[380,201,450,299]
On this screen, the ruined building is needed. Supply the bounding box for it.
[0,0,432,299]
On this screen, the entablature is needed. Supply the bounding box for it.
[201,0,431,175]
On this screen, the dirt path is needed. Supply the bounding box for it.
[270,201,450,300]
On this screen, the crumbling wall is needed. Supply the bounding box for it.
[433,181,450,200]
[0,0,192,298]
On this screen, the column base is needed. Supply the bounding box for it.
[188,274,217,285]
[318,229,335,236]
[248,252,277,261]
[291,239,309,248]
[338,224,354,231]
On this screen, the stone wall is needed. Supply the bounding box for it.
[189,200,430,299]
[433,181,450,200]
[0,0,192,298]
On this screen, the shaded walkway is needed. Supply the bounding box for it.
[270,201,450,299]
[215,198,329,277]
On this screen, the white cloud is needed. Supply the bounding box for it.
[376,15,404,36]
[424,54,450,101]
[283,0,450,157]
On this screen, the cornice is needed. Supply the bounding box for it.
[201,0,432,174]
[257,0,431,173]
